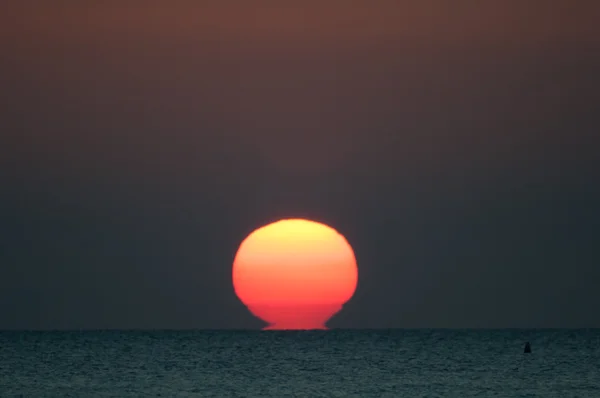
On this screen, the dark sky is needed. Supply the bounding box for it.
[1,2,599,329]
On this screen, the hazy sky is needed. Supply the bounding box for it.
[1,2,599,329]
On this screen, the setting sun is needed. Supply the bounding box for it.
[232,219,358,330]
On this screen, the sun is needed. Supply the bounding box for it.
[232,218,358,330]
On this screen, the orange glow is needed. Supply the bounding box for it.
[232,219,358,330]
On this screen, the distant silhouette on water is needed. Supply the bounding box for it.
[524,342,532,354]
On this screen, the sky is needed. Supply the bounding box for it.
[1,2,599,329]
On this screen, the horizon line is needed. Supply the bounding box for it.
[1,327,599,332]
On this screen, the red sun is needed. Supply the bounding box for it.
[232,219,358,330]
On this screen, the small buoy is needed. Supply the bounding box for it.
[524,342,531,354]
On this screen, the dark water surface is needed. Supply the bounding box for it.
[1,330,599,397]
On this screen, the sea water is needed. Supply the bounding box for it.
[1,329,599,397]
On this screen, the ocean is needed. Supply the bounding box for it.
[1,329,599,397]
